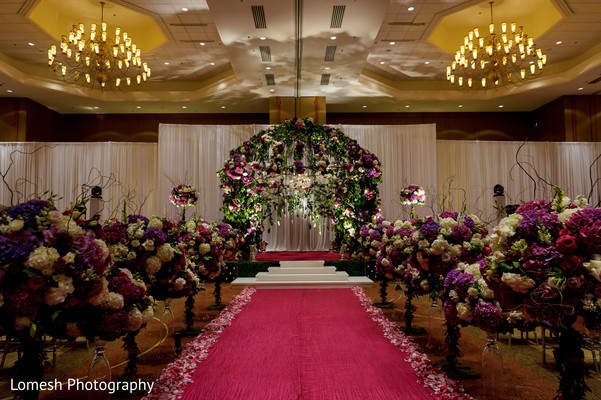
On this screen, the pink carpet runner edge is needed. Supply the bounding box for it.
[146,287,472,400]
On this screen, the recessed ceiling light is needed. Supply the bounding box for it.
[408,7,415,11]
[221,106,226,109]
[93,106,99,109]
[209,62,215,65]
[379,61,385,65]
[498,105,504,108]
[578,87,584,91]
[424,61,430,65]
[330,36,337,40]
[529,61,534,64]
[320,89,326,92]
[7,90,13,93]
[259,36,266,40]
[324,66,331,70]
[405,105,410,108]
[362,105,367,108]
[265,66,271,70]
[200,42,205,46]
[556,41,563,45]
[270,89,275,92]
[182,7,189,12]
[458,105,463,108]
[136,106,141,109]
[28,42,34,46]
[182,106,187,109]
[389,41,395,45]
[164,62,170,65]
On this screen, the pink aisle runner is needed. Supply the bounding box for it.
[179,289,454,400]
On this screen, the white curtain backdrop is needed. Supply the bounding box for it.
[2,126,600,251]
[437,141,601,225]
[0,142,157,220]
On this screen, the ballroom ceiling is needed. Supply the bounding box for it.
[1,0,601,114]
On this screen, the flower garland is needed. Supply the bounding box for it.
[218,118,382,257]
[351,287,474,400]
[143,287,256,400]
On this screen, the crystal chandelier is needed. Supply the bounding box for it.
[48,1,150,90]
[446,1,547,89]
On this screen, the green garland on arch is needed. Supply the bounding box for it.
[218,118,382,259]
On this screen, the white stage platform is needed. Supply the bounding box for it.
[231,260,373,289]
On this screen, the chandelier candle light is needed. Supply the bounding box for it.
[48,1,150,89]
[446,1,546,88]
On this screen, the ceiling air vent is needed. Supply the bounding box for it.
[265,74,275,85]
[330,5,345,29]
[324,46,336,62]
[588,75,601,85]
[388,22,425,26]
[320,74,331,85]
[252,5,267,29]
[260,46,272,61]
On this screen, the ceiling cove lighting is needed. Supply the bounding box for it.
[48,1,150,90]
[446,1,546,89]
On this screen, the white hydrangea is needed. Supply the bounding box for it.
[130,239,140,248]
[58,215,83,236]
[501,272,535,293]
[199,243,211,255]
[491,214,522,249]
[464,263,482,280]
[148,217,163,229]
[370,240,381,249]
[430,239,447,255]
[128,308,144,331]
[420,279,430,292]
[174,277,186,291]
[89,277,109,306]
[441,252,452,263]
[559,208,580,223]
[25,246,60,276]
[142,306,154,324]
[107,292,124,310]
[157,243,175,263]
[478,279,495,299]
[448,289,458,302]
[456,303,473,322]
[439,217,458,230]
[127,223,145,239]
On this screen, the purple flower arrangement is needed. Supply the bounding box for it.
[170,184,199,208]
[483,199,601,330]
[399,184,426,206]
[0,199,155,343]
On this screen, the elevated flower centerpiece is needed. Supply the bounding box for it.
[408,211,491,373]
[0,198,149,399]
[400,184,426,218]
[376,219,422,329]
[359,217,392,307]
[170,183,198,222]
[483,188,599,399]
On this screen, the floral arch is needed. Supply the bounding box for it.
[218,118,382,257]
